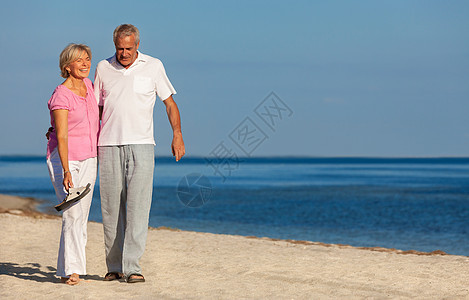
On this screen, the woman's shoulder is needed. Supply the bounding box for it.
[50,84,70,99]
[48,85,72,110]
[83,77,95,93]
[83,77,93,88]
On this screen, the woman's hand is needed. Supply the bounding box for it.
[63,171,74,192]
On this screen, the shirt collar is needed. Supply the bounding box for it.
[135,51,146,63]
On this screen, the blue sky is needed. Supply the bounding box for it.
[1,0,468,157]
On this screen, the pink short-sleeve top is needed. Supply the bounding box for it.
[46,78,99,161]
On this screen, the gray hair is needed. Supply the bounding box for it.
[59,43,92,78]
[113,24,140,45]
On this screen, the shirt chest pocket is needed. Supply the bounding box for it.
[133,76,154,94]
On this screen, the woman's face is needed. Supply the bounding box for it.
[67,51,91,80]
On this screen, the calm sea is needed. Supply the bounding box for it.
[0,156,468,256]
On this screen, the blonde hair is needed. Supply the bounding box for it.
[113,24,140,45]
[59,43,92,78]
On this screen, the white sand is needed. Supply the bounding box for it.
[0,195,468,299]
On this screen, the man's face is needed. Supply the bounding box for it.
[115,34,139,68]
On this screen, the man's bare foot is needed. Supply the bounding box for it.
[60,273,80,285]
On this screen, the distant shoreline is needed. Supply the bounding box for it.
[0,193,58,219]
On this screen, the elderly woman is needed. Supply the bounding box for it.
[46,44,99,285]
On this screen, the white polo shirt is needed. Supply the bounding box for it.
[94,51,176,146]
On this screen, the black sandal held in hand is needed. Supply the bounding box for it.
[54,183,91,212]
[127,273,145,283]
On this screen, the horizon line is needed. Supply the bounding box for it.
[2,154,469,159]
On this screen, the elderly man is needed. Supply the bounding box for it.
[94,24,185,283]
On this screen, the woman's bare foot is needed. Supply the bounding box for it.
[60,273,80,285]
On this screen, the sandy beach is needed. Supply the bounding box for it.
[0,194,468,299]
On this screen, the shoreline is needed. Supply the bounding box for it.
[0,194,57,219]
[1,193,468,298]
[0,193,460,258]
